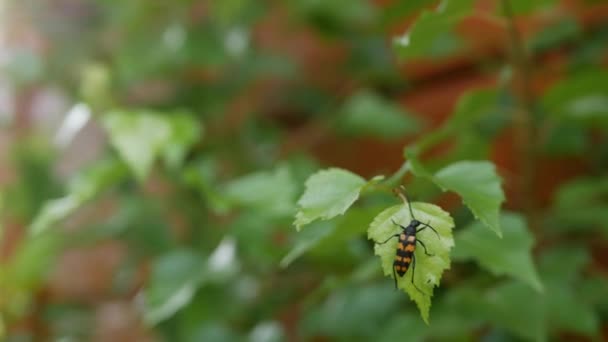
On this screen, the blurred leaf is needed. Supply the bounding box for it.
[29,159,127,235]
[103,110,171,181]
[506,0,556,14]
[104,110,201,181]
[378,312,428,342]
[281,207,381,268]
[545,283,598,337]
[394,0,474,59]
[410,158,505,237]
[337,90,420,139]
[294,168,366,230]
[453,213,542,291]
[224,165,296,217]
[528,18,581,52]
[367,202,454,323]
[281,221,336,268]
[446,89,501,131]
[542,69,608,125]
[381,0,432,25]
[162,113,203,170]
[551,177,608,237]
[183,158,230,214]
[302,283,401,339]
[540,246,598,337]
[144,249,205,325]
[248,321,285,342]
[29,195,80,235]
[483,281,546,341]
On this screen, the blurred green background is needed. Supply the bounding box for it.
[1,0,608,341]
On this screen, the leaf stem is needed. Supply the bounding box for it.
[501,0,539,231]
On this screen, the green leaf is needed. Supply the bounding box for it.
[224,165,296,217]
[453,213,542,291]
[103,110,172,181]
[162,112,202,170]
[294,168,366,230]
[433,161,505,237]
[538,247,598,337]
[483,281,546,341]
[280,221,336,268]
[143,249,205,325]
[551,177,608,236]
[338,90,420,140]
[367,202,455,323]
[528,18,581,53]
[506,0,556,14]
[29,159,127,235]
[542,69,608,125]
[394,0,474,59]
[281,207,382,268]
[445,89,501,131]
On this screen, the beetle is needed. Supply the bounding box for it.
[376,187,440,293]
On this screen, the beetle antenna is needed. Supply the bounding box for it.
[394,186,416,221]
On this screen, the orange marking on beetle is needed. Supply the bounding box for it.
[398,243,405,250]
[407,235,416,242]
[403,257,411,264]
[405,244,416,252]
[395,256,403,262]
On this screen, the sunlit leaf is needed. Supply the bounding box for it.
[103,110,172,181]
[294,168,366,230]
[367,202,454,323]
[453,213,542,291]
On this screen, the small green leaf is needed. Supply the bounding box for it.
[103,110,172,181]
[224,166,296,217]
[338,90,420,139]
[434,161,504,237]
[453,213,542,291]
[445,89,501,131]
[162,112,202,170]
[143,249,205,325]
[367,202,455,323]
[294,168,366,230]
[393,0,474,59]
[29,159,127,235]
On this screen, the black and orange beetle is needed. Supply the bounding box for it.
[376,187,440,293]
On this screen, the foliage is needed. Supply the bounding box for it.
[1,0,608,340]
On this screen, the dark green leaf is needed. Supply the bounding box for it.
[224,165,296,217]
[143,249,205,324]
[338,90,420,139]
[453,213,542,291]
[394,0,474,59]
